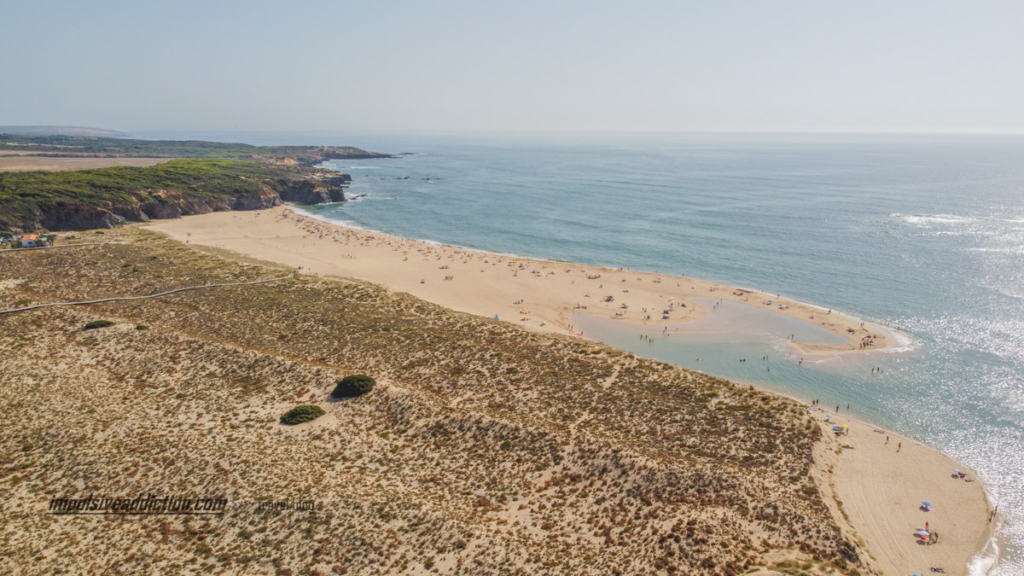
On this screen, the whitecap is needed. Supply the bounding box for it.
[891,213,975,226]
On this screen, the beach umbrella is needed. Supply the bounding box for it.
[921,501,932,507]
[954,469,961,474]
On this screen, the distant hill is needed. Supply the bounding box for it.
[0,133,392,165]
[0,126,128,138]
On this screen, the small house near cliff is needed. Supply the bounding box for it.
[19,234,46,248]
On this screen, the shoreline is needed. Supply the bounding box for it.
[144,205,995,575]
[580,316,997,575]
[732,375,997,576]
[149,205,897,355]
[293,202,915,359]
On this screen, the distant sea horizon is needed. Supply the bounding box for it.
[137,130,1024,575]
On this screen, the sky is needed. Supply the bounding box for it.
[1,0,1022,134]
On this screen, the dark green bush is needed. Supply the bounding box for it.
[332,374,376,398]
[280,405,325,425]
[83,320,114,330]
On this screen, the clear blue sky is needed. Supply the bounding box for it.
[2,0,1021,133]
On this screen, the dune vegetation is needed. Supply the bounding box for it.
[0,228,868,575]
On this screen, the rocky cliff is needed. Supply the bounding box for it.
[0,161,353,232]
[36,186,286,231]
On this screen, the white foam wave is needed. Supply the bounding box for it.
[892,213,975,226]
[287,206,513,254]
[968,520,1001,576]
[288,206,373,233]
[967,247,1024,254]
[875,326,917,354]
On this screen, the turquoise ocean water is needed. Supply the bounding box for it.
[143,131,1024,574]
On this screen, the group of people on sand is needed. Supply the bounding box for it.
[859,334,877,349]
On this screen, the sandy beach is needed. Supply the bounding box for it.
[810,404,993,576]
[143,206,995,575]
[147,205,894,355]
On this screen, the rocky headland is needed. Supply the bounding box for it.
[0,159,355,232]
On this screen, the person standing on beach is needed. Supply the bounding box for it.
[885,436,889,445]
[897,442,902,452]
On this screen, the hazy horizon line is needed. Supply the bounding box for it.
[5,125,1024,139]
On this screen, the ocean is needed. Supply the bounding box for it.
[141,131,1024,574]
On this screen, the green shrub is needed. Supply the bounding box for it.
[332,374,376,398]
[83,320,114,331]
[280,405,325,425]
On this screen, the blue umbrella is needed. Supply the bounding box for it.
[922,500,932,507]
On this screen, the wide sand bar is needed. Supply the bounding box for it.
[147,205,892,354]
